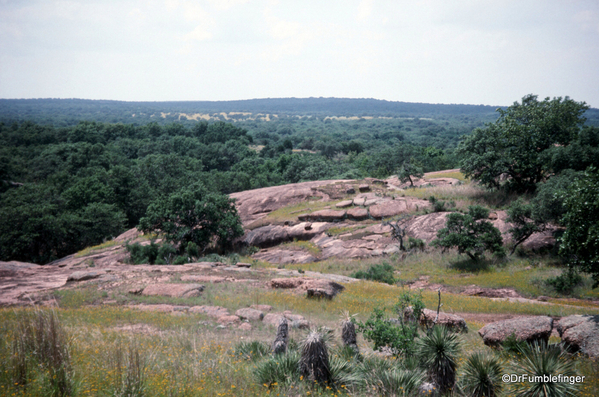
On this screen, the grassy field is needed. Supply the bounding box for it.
[1,278,598,397]
[2,176,598,396]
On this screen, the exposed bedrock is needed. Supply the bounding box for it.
[230,180,351,226]
[242,222,333,247]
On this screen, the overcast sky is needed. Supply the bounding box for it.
[1,0,598,107]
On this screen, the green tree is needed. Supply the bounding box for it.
[398,157,424,187]
[458,95,589,192]
[138,183,243,254]
[506,199,545,255]
[432,205,505,260]
[559,166,599,287]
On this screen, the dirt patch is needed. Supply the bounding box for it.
[112,323,161,334]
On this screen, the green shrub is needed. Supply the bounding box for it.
[351,262,396,285]
[173,256,187,265]
[356,291,424,355]
[185,242,199,258]
[428,195,447,212]
[432,205,506,260]
[501,333,529,354]
[155,244,176,265]
[126,242,159,264]
[407,237,425,251]
[545,269,583,294]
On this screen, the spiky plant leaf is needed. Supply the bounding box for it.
[417,325,460,394]
[510,342,580,397]
[254,351,300,387]
[460,352,504,397]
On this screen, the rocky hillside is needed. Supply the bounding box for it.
[0,171,556,305]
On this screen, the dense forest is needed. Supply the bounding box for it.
[1,97,598,266]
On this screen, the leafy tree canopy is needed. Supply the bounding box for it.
[558,167,599,287]
[432,205,505,260]
[458,94,589,192]
[138,183,244,254]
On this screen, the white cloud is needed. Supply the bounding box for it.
[207,0,249,11]
[183,24,212,41]
[356,0,374,21]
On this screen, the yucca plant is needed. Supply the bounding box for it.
[341,312,359,355]
[417,325,460,395]
[234,340,270,361]
[299,330,331,384]
[328,355,362,391]
[356,356,424,396]
[254,351,300,388]
[460,352,504,397]
[272,317,289,355]
[510,342,580,397]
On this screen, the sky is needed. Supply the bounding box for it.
[1,0,598,107]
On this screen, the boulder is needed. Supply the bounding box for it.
[298,210,346,222]
[307,288,335,299]
[359,184,370,192]
[364,198,383,206]
[291,320,310,329]
[129,304,177,312]
[369,200,408,219]
[238,322,252,331]
[262,312,309,329]
[556,315,599,358]
[353,197,366,206]
[235,308,265,321]
[478,316,554,347]
[217,315,241,325]
[271,277,345,298]
[141,283,204,298]
[282,311,305,322]
[422,309,468,333]
[180,275,228,283]
[67,271,103,282]
[463,286,522,299]
[252,249,317,264]
[346,208,369,220]
[242,222,331,248]
[242,224,289,247]
[336,200,354,208]
[404,307,467,333]
[251,304,273,312]
[271,278,304,289]
[263,313,286,327]
[345,186,355,194]
[189,305,230,318]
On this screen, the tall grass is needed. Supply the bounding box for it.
[9,309,74,396]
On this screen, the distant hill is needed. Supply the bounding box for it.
[0,97,503,124]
